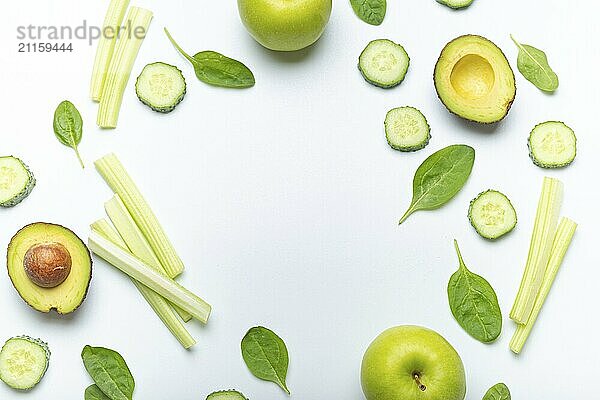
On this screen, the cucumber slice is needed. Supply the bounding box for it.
[207,390,248,400]
[468,190,517,240]
[0,336,50,390]
[528,121,576,168]
[0,156,36,208]
[135,62,186,113]
[437,0,475,9]
[358,39,410,88]
[384,106,431,152]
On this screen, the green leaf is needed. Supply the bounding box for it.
[510,35,559,92]
[81,346,135,400]
[53,100,84,168]
[164,28,255,88]
[448,240,502,343]
[85,385,111,400]
[350,0,386,25]
[399,144,475,224]
[241,326,290,394]
[192,51,256,88]
[482,383,511,400]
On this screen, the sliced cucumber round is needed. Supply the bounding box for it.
[135,62,186,113]
[0,336,50,390]
[384,106,431,152]
[358,39,410,88]
[0,156,35,208]
[528,121,576,168]
[437,0,475,9]
[468,190,517,240]
[207,390,248,400]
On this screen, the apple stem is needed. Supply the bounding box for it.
[413,373,427,392]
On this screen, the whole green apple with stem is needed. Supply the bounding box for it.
[237,0,332,51]
[361,326,466,400]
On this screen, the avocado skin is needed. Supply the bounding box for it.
[433,34,516,124]
[7,222,92,314]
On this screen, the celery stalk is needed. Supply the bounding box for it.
[510,177,563,323]
[88,232,211,323]
[97,6,153,128]
[104,195,192,322]
[510,217,577,354]
[95,153,185,278]
[90,220,196,349]
[91,219,126,248]
[90,0,130,101]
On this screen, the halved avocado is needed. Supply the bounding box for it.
[7,223,92,314]
[434,35,516,124]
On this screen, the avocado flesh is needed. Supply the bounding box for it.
[434,35,516,123]
[7,223,92,314]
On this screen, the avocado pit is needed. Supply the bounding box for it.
[23,242,72,288]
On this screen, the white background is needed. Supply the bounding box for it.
[1,0,599,398]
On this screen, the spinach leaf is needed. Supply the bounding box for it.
[510,35,559,92]
[241,326,290,394]
[448,240,502,343]
[482,383,511,400]
[85,384,111,400]
[350,0,386,25]
[53,100,84,168]
[399,144,475,224]
[81,346,135,400]
[164,28,255,88]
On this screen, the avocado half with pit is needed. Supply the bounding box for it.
[434,35,516,124]
[7,223,92,314]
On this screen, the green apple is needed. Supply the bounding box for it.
[361,326,466,400]
[237,0,332,51]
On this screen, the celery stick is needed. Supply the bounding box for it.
[90,0,130,101]
[104,195,192,322]
[90,220,196,348]
[88,232,211,323]
[95,153,184,278]
[510,217,577,354]
[91,219,126,248]
[510,177,562,323]
[97,7,153,128]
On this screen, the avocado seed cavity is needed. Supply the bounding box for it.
[450,54,495,100]
[23,243,72,288]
